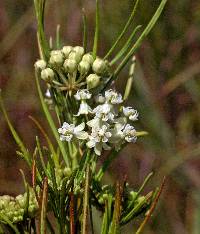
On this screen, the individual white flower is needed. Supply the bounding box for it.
[76,102,92,116]
[104,89,123,104]
[122,124,137,143]
[110,123,137,147]
[87,118,101,128]
[74,89,92,100]
[93,104,115,122]
[86,125,111,155]
[122,107,139,121]
[58,122,88,142]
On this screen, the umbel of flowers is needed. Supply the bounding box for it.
[58,89,139,156]
[0,189,38,223]
[35,46,110,94]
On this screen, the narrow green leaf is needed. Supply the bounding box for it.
[110,0,167,85]
[35,71,70,166]
[135,178,166,233]
[104,0,140,59]
[29,115,59,167]
[46,152,58,194]
[123,173,153,218]
[121,196,147,225]
[34,0,49,60]
[123,56,136,101]
[108,183,121,234]
[19,169,30,217]
[101,195,113,234]
[93,0,100,58]
[82,165,90,234]
[56,24,61,49]
[40,177,48,234]
[36,136,50,177]
[0,93,31,166]
[110,25,141,65]
[82,8,88,51]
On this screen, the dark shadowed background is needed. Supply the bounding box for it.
[0,0,200,233]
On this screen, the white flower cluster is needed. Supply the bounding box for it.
[58,89,139,156]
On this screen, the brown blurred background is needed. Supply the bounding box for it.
[0,0,200,233]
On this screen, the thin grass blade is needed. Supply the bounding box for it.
[93,0,100,58]
[104,0,140,59]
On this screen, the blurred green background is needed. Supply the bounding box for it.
[0,0,200,233]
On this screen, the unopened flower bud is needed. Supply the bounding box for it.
[129,191,137,201]
[62,46,73,57]
[98,197,104,204]
[64,59,77,73]
[102,194,108,200]
[82,53,94,64]
[92,58,107,75]
[34,59,46,70]
[68,51,82,63]
[63,167,72,177]
[86,74,100,89]
[50,50,61,56]
[49,50,64,66]
[73,46,84,57]
[78,61,90,75]
[41,68,54,81]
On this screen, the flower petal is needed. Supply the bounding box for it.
[74,122,85,133]
[76,131,88,140]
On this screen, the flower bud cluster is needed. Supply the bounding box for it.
[35,45,110,91]
[0,189,38,223]
[48,167,72,190]
[90,181,151,220]
[58,89,139,156]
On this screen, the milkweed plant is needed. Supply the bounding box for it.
[0,0,167,233]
